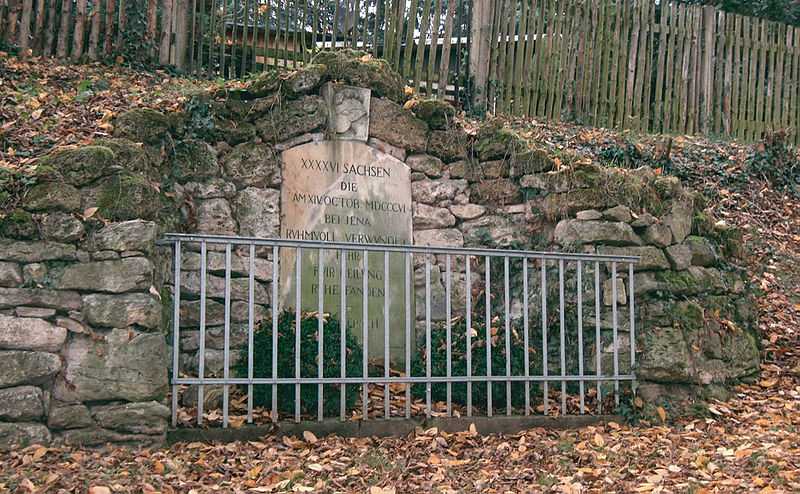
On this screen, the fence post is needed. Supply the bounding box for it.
[470,0,492,113]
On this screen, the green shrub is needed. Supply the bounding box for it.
[411,316,535,410]
[233,310,363,417]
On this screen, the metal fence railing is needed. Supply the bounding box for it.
[160,233,640,428]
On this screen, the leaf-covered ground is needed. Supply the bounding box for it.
[1,55,799,492]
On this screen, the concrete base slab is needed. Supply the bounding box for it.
[167,414,625,445]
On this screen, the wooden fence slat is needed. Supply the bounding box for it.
[87,0,102,59]
[17,0,31,49]
[560,0,580,120]
[6,0,20,43]
[512,0,531,116]
[678,5,691,134]
[624,0,640,131]
[755,19,768,139]
[663,2,677,133]
[401,0,419,84]
[789,27,800,146]
[775,24,792,128]
[541,0,559,119]
[43,0,58,56]
[652,0,666,133]
[412,0,431,93]
[552,0,570,120]
[592,0,610,127]
[426,0,443,96]
[526,0,546,119]
[501,0,518,115]
[721,12,732,136]
[55,0,71,58]
[716,10,726,135]
[640,0,655,133]
[573,0,590,120]
[437,0,456,99]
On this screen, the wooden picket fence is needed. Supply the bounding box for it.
[1,0,799,145]
[479,0,800,146]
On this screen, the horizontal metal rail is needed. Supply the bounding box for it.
[159,233,642,263]
[161,234,640,428]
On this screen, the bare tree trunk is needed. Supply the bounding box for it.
[32,0,45,53]
[87,0,102,59]
[55,0,71,58]
[171,0,189,69]
[70,0,87,58]
[103,0,115,56]
[158,0,173,64]
[6,0,20,43]
[115,0,125,47]
[43,0,58,56]
[17,0,32,49]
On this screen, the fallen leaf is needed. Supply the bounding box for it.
[303,430,318,443]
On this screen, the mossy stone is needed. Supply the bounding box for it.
[168,142,219,183]
[223,142,280,187]
[247,70,283,97]
[282,63,329,97]
[211,119,256,146]
[97,175,161,221]
[22,182,81,212]
[426,130,469,161]
[114,108,170,145]
[540,188,609,219]
[255,95,327,143]
[414,99,456,130]
[93,138,160,181]
[472,125,527,161]
[509,148,556,176]
[311,49,405,103]
[449,159,484,182]
[0,209,38,239]
[47,146,115,186]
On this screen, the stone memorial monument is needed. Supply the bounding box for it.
[279,83,413,359]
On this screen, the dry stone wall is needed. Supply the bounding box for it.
[0,51,759,448]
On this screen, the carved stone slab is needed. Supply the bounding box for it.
[321,83,371,141]
[279,140,412,360]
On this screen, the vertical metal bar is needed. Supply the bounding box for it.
[295,247,301,422]
[559,259,566,415]
[269,245,277,423]
[248,245,255,423]
[384,251,390,420]
[612,261,619,406]
[340,250,347,421]
[504,256,511,415]
[541,258,548,415]
[317,248,324,421]
[362,249,369,419]
[595,261,602,414]
[425,252,431,418]
[223,244,232,428]
[465,255,472,417]
[171,241,182,428]
[405,252,411,419]
[523,257,529,416]
[577,260,585,414]
[445,253,452,417]
[485,255,492,418]
[629,262,636,396]
[197,242,207,426]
